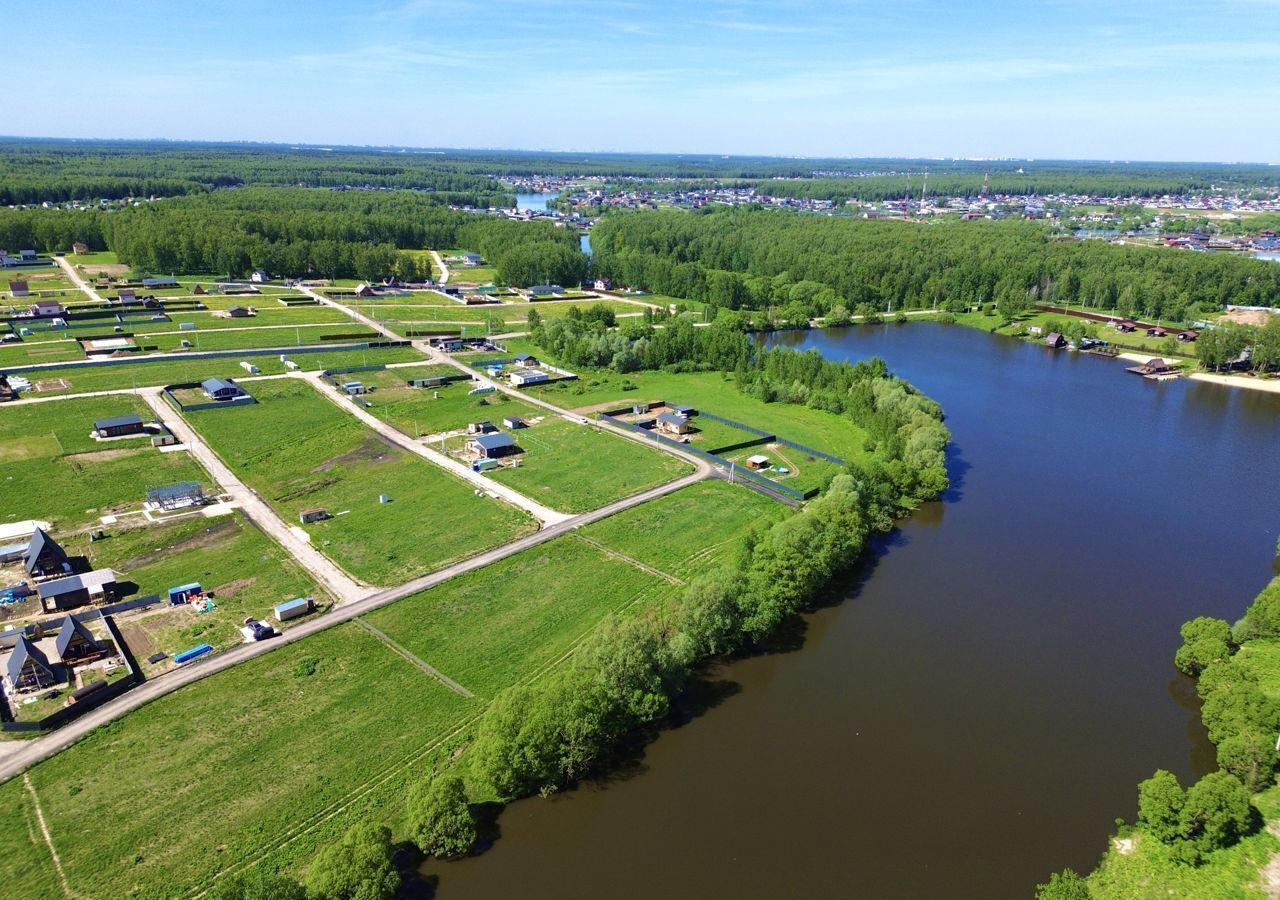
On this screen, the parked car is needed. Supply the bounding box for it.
[243,618,276,641]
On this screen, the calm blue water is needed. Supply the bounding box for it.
[580,232,592,257]
[515,192,551,212]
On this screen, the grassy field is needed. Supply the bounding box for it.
[363,535,664,698]
[1,267,75,293]
[66,513,322,661]
[7,623,478,899]
[185,378,535,584]
[531,370,871,463]
[0,340,86,366]
[0,533,686,896]
[359,365,540,437]
[487,417,693,513]
[0,395,209,531]
[578,479,784,576]
[0,448,786,896]
[10,345,427,396]
[141,324,381,353]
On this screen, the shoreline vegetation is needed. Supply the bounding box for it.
[1038,575,1280,899]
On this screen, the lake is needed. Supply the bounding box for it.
[424,323,1280,898]
[515,192,552,212]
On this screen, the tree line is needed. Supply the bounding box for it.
[589,208,1280,327]
[0,188,587,283]
[0,141,512,206]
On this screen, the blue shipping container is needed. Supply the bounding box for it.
[174,643,213,664]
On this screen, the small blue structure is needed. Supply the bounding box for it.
[168,582,202,605]
[174,643,213,665]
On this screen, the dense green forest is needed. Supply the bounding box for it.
[0,141,512,206]
[590,208,1280,324]
[0,188,586,283]
[3,140,1276,206]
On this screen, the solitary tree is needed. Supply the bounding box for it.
[1137,769,1185,844]
[1174,617,1234,677]
[306,823,399,900]
[407,775,477,859]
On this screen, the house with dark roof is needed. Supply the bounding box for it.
[20,249,37,262]
[1115,320,1137,333]
[468,432,516,459]
[142,276,179,289]
[71,242,89,255]
[94,414,146,439]
[6,635,57,691]
[54,616,100,662]
[227,305,254,318]
[37,569,118,613]
[10,280,30,298]
[251,269,270,283]
[117,288,137,304]
[1044,332,1067,349]
[201,378,247,401]
[24,529,70,578]
[1126,357,1180,379]
[527,284,562,298]
[514,354,540,367]
[1178,330,1199,343]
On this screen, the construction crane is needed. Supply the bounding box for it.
[980,170,990,199]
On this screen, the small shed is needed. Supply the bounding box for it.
[502,416,526,429]
[509,369,550,387]
[275,597,316,622]
[468,432,517,459]
[299,508,330,524]
[227,305,254,318]
[1178,330,1199,343]
[656,411,691,434]
[117,288,137,304]
[168,583,203,605]
[94,413,146,439]
[1044,332,1067,349]
[467,421,496,435]
[10,280,30,298]
[745,454,770,470]
[1115,320,1137,333]
[71,242,89,255]
[341,381,366,396]
[250,270,270,283]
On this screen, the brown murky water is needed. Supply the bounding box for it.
[424,324,1280,898]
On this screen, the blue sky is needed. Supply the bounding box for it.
[16,0,1280,161]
